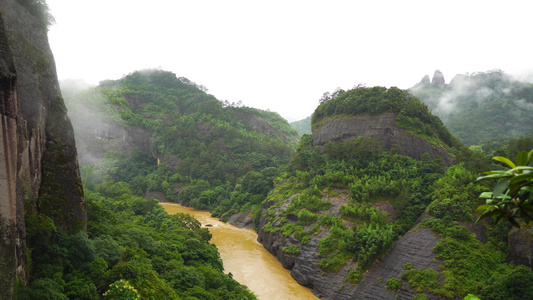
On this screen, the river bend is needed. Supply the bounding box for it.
[161,202,319,300]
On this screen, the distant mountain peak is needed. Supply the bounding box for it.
[432,70,445,87]
[420,74,431,84]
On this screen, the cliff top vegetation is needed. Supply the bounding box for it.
[312,86,462,151]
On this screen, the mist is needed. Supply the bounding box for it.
[409,70,533,145]
[61,79,134,165]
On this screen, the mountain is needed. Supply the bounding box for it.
[65,69,299,221]
[311,86,461,166]
[290,116,312,136]
[292,70,533,147]
[0,1,85,298]
[410,70,533,146]
[254,86,533,299]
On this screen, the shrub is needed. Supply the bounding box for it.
[385,277,402,292]
[282,245,300,255]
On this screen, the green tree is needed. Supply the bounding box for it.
[476,150,533,228]
[103,280,140,300]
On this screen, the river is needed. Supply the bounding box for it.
[161,202,319,300]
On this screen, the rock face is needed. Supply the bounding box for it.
[0,1,86,298]
[420,75,431,84]
[228,208,254,229]
[507,226,533,268]
[431,70,445,87]
[312,113,453,166]
[257,200,443,300]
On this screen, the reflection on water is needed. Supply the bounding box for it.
[161,202,319,300]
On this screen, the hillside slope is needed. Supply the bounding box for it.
[65,69,299,220]
[256,86,533,299]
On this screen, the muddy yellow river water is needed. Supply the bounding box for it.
[161,202,319,300]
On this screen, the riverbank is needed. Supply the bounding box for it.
[161,202,319,300]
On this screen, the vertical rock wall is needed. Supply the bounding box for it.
[0,1,86,298]
[0,12,19,297]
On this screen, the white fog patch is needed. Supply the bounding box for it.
[474,87,494,104]
[516,99,533,111]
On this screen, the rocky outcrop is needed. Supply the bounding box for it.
[431,70,445,87]
[507,226,533,268]
[312,113,453,166]
[257,199,443,300]
[0,1,86,298]
[420,75,431,84]
[228,208,254,229]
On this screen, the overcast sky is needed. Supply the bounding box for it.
[46,0,533,122]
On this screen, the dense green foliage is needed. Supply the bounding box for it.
[414,218,533,299]
[20,69,306,299]
[312,86,461,150]
[410,70,533,146]
[46,68,533,299]
[476,149,533,228]
[263,135,447,279]
[264,93,533,298]
[18,189,256,299]
[65,70,298,220]
[427,165,485,222]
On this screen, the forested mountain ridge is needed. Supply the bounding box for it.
[410,70,533,146]
[65,69,299,220]
[255,86,533,299]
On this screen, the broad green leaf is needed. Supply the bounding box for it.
[481,170,509,175]
[528,149,533,166]
[516,151,529,166]
[493,179,510,198]
[493,156,516,169]
[510,166,533,172]
[509,173,533,186]
[479,192,493,199]
[522,186,533,193]
[477,204,496,210]
[476,209,501,223]
[476,173,513,181]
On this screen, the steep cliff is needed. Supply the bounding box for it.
[312,112,453,166]
[0,1,85,298]
[312,86,461,166]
